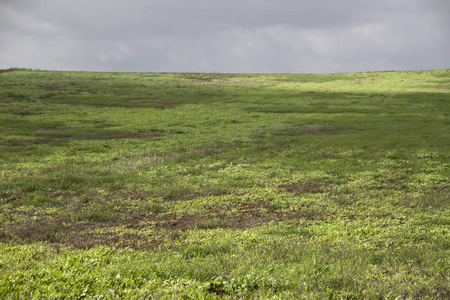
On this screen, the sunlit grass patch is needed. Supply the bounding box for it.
[0,69,449,299]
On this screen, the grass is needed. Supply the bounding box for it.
[0,68,449,299]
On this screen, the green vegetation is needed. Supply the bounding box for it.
[0,68,449,299]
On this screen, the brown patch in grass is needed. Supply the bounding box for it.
[298,125,342,135]
[0,68,16,74]
[213,80,271,86]
[43,82,79,91]
[1,186,330,251]
[6,108,41,116]
[65,133,160,141]
[185,75,221,82]
[196,77,214,82]
[347,215,358,221]
[370,178,410,191]
[127,98,177,109]
[13,132,160,144]
[1,198,325,250]
[279,179,332,195]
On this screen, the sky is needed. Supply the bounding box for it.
[0,0,449,73]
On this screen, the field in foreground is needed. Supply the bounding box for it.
[0,69,449,299]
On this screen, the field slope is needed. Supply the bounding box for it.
[0,69,449,299]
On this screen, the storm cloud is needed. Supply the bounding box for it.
[1,0,449,73]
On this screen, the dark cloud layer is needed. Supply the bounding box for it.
[1,0,449,73]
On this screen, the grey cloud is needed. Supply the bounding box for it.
[0,0,448,73]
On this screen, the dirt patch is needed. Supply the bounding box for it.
[1,199,322,251]
[64,133,160,141]
[43,82,79,91]
[196,77,214,82]
[6,108,41,116]
[0,69,16,74]
[185,75,222,82]
[279,179,332,195]
[298,125,342,135]
[28,132,160,142]
[213,80,270,86]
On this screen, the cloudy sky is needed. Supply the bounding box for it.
[1,0,449,73]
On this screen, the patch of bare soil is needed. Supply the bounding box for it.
[0,69,16,74]
[65,133,160,141]
[279,179,332,195]
[1,199,323,251]
[213,80,272,86]
[298,125,342,135]
[43,82,79,90]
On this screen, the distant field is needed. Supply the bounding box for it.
[0,69,449,299]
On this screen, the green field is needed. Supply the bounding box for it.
[0,69,449,299]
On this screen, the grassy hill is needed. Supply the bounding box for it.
[0,69,449,299]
